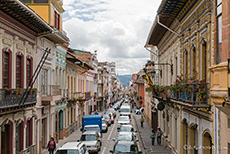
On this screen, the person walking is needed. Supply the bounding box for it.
[156,128,162,145]
[140,115,144,128]
[47,137,56,154]
[150,129,156,146]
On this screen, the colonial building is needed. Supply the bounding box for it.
[0,1,56,154]
[21,1,69,153]
[210,0,230,153]
[97,65,104,111]
[146,0,213,154]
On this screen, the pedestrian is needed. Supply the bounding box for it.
[47,137,56,154]
[150,129,156,146]
[95,110,99,115]
[140,115,144,128]
[156,128,162,145]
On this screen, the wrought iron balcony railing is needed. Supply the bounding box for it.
[0,89,37,108]
[170,82,208,105]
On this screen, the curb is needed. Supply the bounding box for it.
[133,114,146,154]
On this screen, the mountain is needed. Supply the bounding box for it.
[118,74,132,88]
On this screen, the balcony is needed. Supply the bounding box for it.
[61,89,69,98]
[0,88,37,110]
[170,82,209,107]
[41,85,61,96]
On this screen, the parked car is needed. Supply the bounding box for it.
[109,141,142,154]
[83,125,101,138]
[119,124,137,136]
[103,114,112,126]
[79,131,102,154]
[135,107,144,115]
[55,142,89,154]
[117,116,131,130]
[113,132,137,142]
[107,108,116,118]
[102,118,108,133]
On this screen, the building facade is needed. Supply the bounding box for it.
[210,0,230,153]
[145,0,214,154]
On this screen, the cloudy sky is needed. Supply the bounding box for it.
[63,0,161,75]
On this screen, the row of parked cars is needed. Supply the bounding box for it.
[55,101,121,154]
[109,98,142,154]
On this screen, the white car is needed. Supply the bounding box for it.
[79,131,102,153]
[83,125,102,137]
[102,118,108,133]
[117,116,131,130]
[55,142,89,154]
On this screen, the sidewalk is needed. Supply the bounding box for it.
[133,114,170,154]
[42,127,82,154]
[42,111,105,154]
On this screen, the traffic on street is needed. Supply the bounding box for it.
[53,97,144,154]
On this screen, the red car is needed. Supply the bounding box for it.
[103,114,112,126]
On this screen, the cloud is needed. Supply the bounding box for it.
[63,0,161,75]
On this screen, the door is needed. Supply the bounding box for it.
[59,110,63,139]
[42,118,47,148]
[151,110,158,130]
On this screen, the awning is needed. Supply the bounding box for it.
[145,0,188,47]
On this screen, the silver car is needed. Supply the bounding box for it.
[102,118,108,133]
[117,116,131,130]
[55,142,89,154]
[79,131,102,153]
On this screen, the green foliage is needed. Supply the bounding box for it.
[145,87,152,93]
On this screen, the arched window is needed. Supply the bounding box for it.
[26,57,33,87]
[2,49,12,88]
[16,53,24,88]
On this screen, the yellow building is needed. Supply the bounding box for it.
[146,0,214,154]
[22,0,64,32]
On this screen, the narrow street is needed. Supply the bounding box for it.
[43,105,170,154]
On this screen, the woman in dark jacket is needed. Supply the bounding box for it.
[47,137,56,154]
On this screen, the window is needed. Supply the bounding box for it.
[34,0,48,3]
[192,48,196,73]
[26,58,32,86]
[228,118,230,128]
[55,11,60,30]
[228,143,230,154]
[3,50,11,88]
[16,55,23,88]
[21,0,31,3]
[26,119,32,147]
[201,42,207,80]
[184,51,188,76]
[216,0,222,64]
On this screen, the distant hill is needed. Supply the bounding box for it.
[118,75,132,88]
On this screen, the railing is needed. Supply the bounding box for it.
[170,82,208,105]
[61,89,69,98]
[0,89,37,108]
[41,85,61,96]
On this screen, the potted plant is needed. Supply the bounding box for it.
[15,87,20,95]
[145,87,152,93]
[31,88,37,94]
[19,88,24,95]
[197,91,206,102]
[4,87,12,95]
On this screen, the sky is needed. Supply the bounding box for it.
[63,0,161,75]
